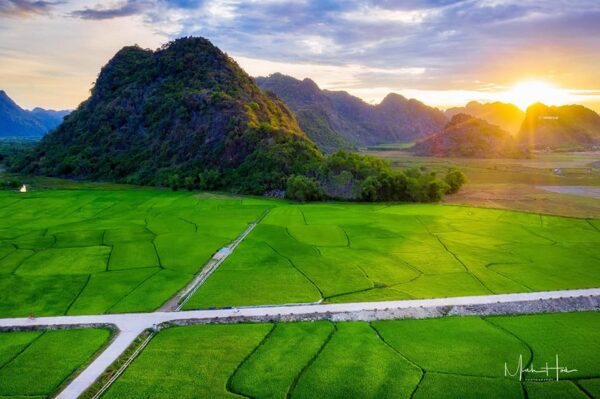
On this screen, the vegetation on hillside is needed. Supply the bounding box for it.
[256,73,448,149]
[11,37,465,203]
[13,37,323,195]
[0,138,37,169]
[411,114,527,158]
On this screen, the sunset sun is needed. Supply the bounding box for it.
[502,80,572,110]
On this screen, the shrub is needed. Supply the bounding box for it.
[426,179,450,202]
[184,176,196,191]
[169,174,180,191]
[444,168,466,194]
[0,178,22,190]
[359,176,381,202]
[286,175,323,202]
[198,170,221,190]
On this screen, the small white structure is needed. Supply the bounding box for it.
[213,247,231,260]
[19,184,27,193]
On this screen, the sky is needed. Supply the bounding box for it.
[1,0,600,112]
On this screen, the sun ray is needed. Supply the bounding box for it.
[499,80,573,110]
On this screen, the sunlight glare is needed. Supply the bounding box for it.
[501,80,573,110]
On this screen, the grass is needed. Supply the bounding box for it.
[101,324,272,398]
[186,202,600,309]
[2,176,599,315]
[0,187,272,317]
[412,373,522,399]
[230,321,333,399]
[0,328,111,398]
[99,312,600,398]
[371,317,529,377]
[291,322,422,399]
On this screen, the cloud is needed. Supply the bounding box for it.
[341,6,436,24]
[70,0,208,20]
[4,0,600,110]
[70,0,148,20]
[0,0,61,17]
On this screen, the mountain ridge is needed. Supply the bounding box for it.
[445,100,524,133]
[0,90,69,137]
[518,102,600,149]
[412,113,526,158]
[256,73,447,150]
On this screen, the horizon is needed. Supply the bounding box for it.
[1,1,600,112]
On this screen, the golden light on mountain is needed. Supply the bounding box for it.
[501,80,573,110]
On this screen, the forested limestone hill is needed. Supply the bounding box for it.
[15,38,322,194]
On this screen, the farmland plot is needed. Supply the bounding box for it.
[101,312,600,398]
[187,203,600,308]
[0,189,271,317]
[0,328,111,397]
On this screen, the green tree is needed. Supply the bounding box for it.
[426,179,450,202]
[184,176,196,191]
[286,175,323,202]
[359,176,381,202]
[198,170,221,190]
[169,174,180,191]
[444,168,466,194]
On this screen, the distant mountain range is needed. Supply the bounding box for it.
[445,101,524,134]
[518,103,600,149]
[6,47,600,177]
[412,114,525,158]
[256,73,447,151]
[0,90,70,137]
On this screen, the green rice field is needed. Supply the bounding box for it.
[1,185,599,316]
[0,189,271,317]
[185,203,600,309]
[0,328,111,398]
[100,312,600,398]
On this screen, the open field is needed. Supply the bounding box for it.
[100,312,600,398]
[0,187,272,317]
[367,150,600,218]
[0,328,111,398]
[186,202,600,309]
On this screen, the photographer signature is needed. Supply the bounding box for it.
[505,355,578,381]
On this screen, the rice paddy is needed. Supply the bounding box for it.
[0,328,111,398]
[186,203,600,309]
[100,312,600,398]
[0,189,271,317]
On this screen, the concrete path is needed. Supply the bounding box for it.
[0,288,598,398]
[2,288,599,333]
[58,329,144,399]
[159,210,269,312]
